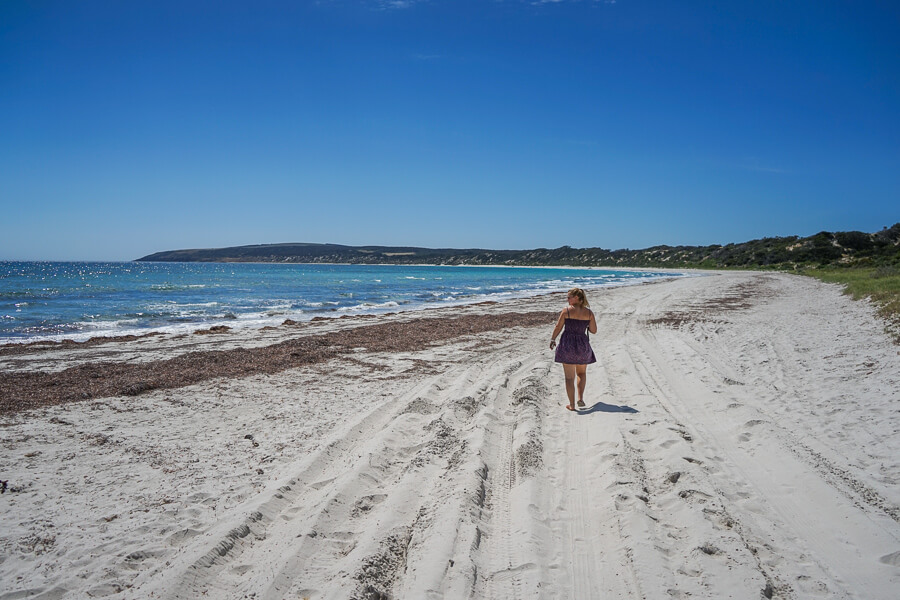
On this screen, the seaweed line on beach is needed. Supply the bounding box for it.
[0,311,557,414]
[0,332,165,357]
[647,276,776,328]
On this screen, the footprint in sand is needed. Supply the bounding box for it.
[87,583,125,597]
[329,530,356,540]
[123,549,163,563]
[358,472,380,486]
[324,530,357,556]
[165,528,202,546]
[310,477,335,490]
[697,543,722,556]
[352,493,388,517]
[491,562,537,581]
[679,489,713,503]
[700,507,735,529]
[879,550,900,567]
[614,493,643,511]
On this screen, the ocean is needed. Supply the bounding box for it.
[0,261,685,343]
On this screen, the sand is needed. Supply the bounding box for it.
[1,271,898,599]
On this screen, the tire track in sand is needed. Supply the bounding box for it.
[632,327,900,599]
[137,363,476,599]
[475,357,550,600]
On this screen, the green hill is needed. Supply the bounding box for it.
[137,223,900,270]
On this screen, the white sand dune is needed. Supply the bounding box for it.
[1,272,898,599]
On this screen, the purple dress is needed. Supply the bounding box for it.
[555,309,597,365]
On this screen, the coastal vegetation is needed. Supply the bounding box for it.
[137,223,900,271]
[802,265,900,340]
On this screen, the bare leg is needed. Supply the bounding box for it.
[562,363,577,410]
[576,364,587,407]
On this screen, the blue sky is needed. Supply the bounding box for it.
[1,0,898,261]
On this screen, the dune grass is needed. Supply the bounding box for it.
[802,266,900,341]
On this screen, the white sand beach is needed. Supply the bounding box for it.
[1,271,898,599]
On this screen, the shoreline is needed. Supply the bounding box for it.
[0,267,697,347]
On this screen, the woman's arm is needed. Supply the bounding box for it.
[588,309,598,334]
[549,310,566,348]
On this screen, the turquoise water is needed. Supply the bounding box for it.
[0,262,683,342]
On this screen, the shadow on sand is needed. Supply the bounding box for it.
[577,401,638,415]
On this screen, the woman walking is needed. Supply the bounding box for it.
[549,288,598,411]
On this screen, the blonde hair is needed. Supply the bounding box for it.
[567,287,590,308]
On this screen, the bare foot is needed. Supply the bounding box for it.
[577,399,586,408]
[565,404,575,411]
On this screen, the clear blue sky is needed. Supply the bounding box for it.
[1,0,898,261]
